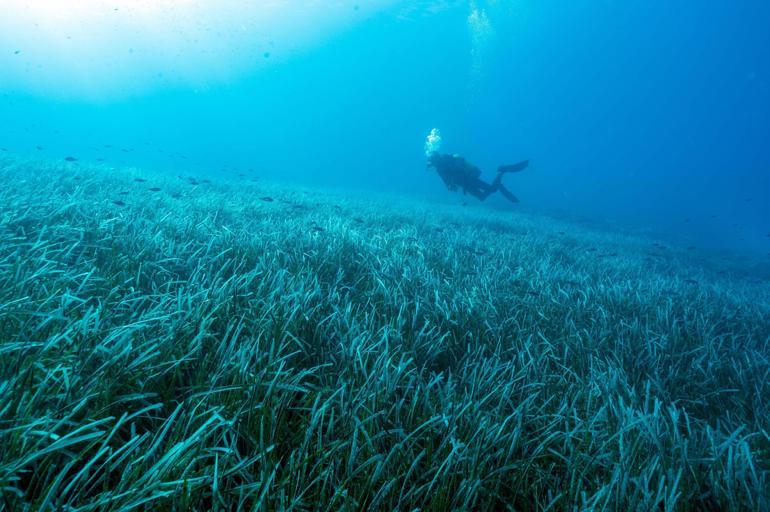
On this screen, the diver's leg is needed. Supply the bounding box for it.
[466,178,495,201]
[465,187,487,201]
[497,183,520,203]
[490,173,504,189]
[490,173,519,203]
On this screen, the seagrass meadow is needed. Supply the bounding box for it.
[0,156,768,511]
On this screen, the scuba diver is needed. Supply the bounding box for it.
[427,151,529,204]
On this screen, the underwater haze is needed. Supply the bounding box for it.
[1,1,770,510]
[2,0,769,253]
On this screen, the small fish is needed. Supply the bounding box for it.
[112,200,126,206]
[14,50,20,55]
[171,193,182,199]
[333,205,342,210]
[148,187,161,192]
[311,226,326,232]
[406,236,418,242]
[134,178,147,183]
[683,279,698,284]
[64,156,78,162]
[36,145,43,150]
[201,179,211,184]
[526,291,539,297]
[0,148,7,151]
[260,196,274,202]
[118,191,129,195]
[587,247,598,252]
[96,158,105,162]
[434,227,444,233]
[73,176,81,181]
[263,52,271,58]
[353,217,365,224]
[104,144,113,148]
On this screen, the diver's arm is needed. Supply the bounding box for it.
[436,168,456,191]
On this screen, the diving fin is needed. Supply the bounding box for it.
[498,160,529,174]
[498,184,520,204]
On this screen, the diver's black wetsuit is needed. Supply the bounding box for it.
[427,152,528,203]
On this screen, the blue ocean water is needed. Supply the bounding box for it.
[1,0,768,254]
[3,4,770,509]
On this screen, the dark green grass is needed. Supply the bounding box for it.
[0,156,768,511]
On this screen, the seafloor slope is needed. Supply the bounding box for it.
[0,156,768,511]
